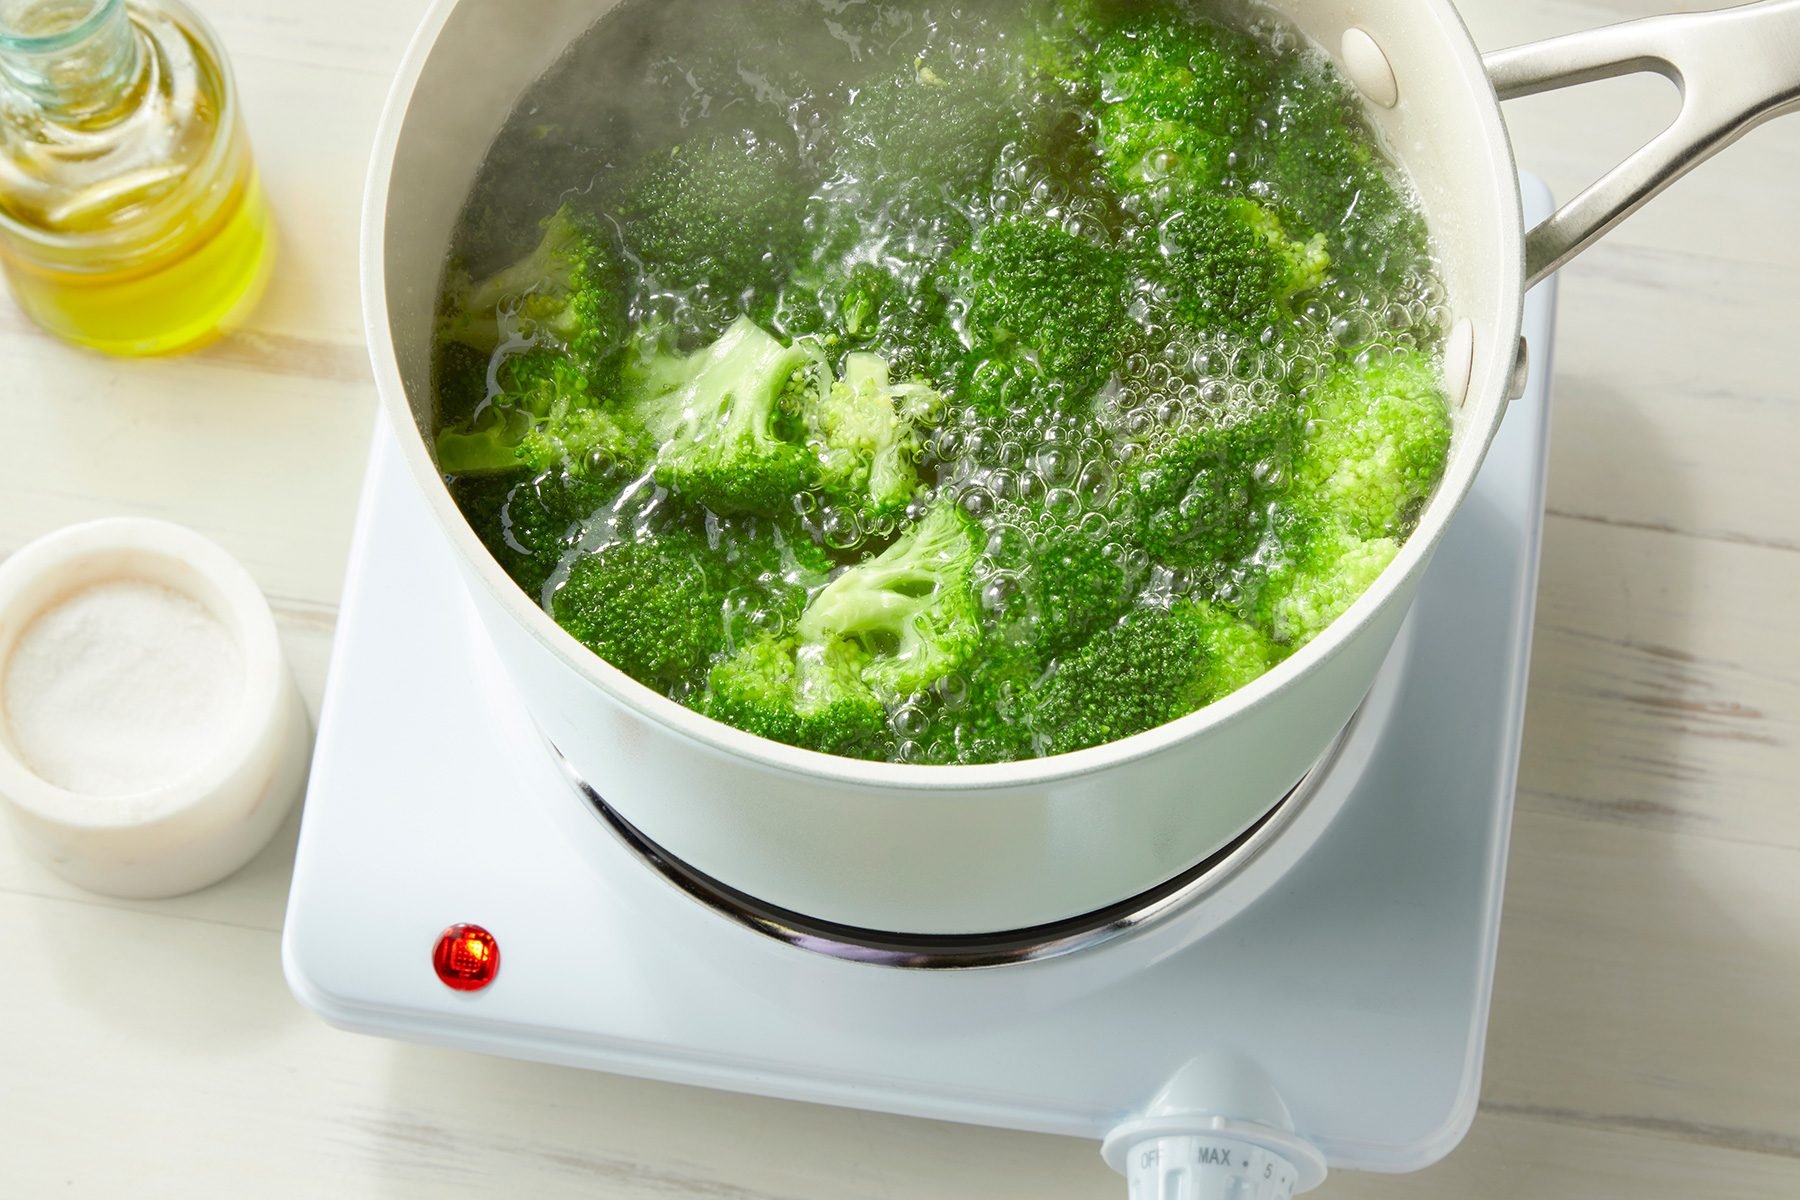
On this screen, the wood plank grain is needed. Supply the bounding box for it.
[1327,1109,1800,1199]
[0,344,371,610]
[1540,244,1800,554]
[1482,811,1800,1156]
[1521,515,1800,847]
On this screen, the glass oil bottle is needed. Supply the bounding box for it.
[0,0,272,355]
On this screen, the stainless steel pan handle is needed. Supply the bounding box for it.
[1484,0,1800,288]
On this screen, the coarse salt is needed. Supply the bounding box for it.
[3,579,244,801]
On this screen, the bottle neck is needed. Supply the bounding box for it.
[0,0,143,123]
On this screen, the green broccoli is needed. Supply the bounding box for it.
[984,500,1137,658]
[775,260,958,383]
[943,215,1130,411]
[612,127,810,337]
[801,56,1029,375]
[1029,527,1133,656]
[431,205,637,480]
[433,340,491,430]
[1242,52,1427,286]
[1140,195,1328,335]
[435,348,645,478]
[1083,10,1269,192]
[515,404,644,481]
[621,316,818,516]
[1293,347,1452,539]
[1032,599,1279,755]
[712,512,839,642]
[1123,400,1300,579]
[449,468,620,599]
[828,57,1025,229]
[699,634,893,759]
[797,499,983,697]
[914,644,1045,764]
[433,0,1455,765]
[553,519,834,693]
[1250,514,1400,648]
[551,531,726,690]
[774,262,899,345]
[698,500,984,754]
[789,351,943,525]
[1227,345,1448,647]
[438,205,629,388]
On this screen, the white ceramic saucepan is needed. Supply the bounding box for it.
[363,0,1800,938]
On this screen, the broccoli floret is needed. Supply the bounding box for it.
[790,351,942,524]
[1141,195,1328,336]
[797,500,983,696]
[439,205,629,389]
[829,58,1025,228]
[1243,53,1427,287]
[915,644,1045,764]
[1230,346,1449,647]
[613,128,810,336]
[433,340,491,429]
[1032,599,1278,755]
[699,634,893,759]
[434,350,578,477]
[801,57,1028,371]
[832,264,906,344]
[1084,10,1269,192]
[985,500,1138,658]
[450,468,621,599]
[515,404,644,480]
[699,501,984,755]
[943,215,1129,411]
[775,258,964,390]
[1029,526,1133,657]
[713,513,838,642]
[622,316,817,516]
[435,349,646,478]
[1250,513,1400,648]
[1124,400,1300,578]
[554,518,834,692]
[1293,347,1452,539]
[551,532,726,690]
[432,205,637,480]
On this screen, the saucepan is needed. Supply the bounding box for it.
[362,0,1800,939]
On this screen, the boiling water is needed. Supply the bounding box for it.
[436,0,1450,764]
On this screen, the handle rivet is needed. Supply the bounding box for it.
[1506,337,1531,402]
[1341,28,1399,108]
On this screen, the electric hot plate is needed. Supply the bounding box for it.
[285,179,1557,1192]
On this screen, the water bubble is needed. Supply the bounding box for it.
[1034,445,1076,486]
[981,575,1018,614]
[1330,310,1376,348]
[1076,462,1116,501]
[821,508,862,550]
[893,705,930,740]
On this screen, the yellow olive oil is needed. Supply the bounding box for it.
[0,0,272,355]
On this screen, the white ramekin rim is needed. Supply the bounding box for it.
[0,516,288,829]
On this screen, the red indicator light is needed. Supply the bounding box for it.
[432,923,500,992]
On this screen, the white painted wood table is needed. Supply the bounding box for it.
[4,1,1798,1195]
